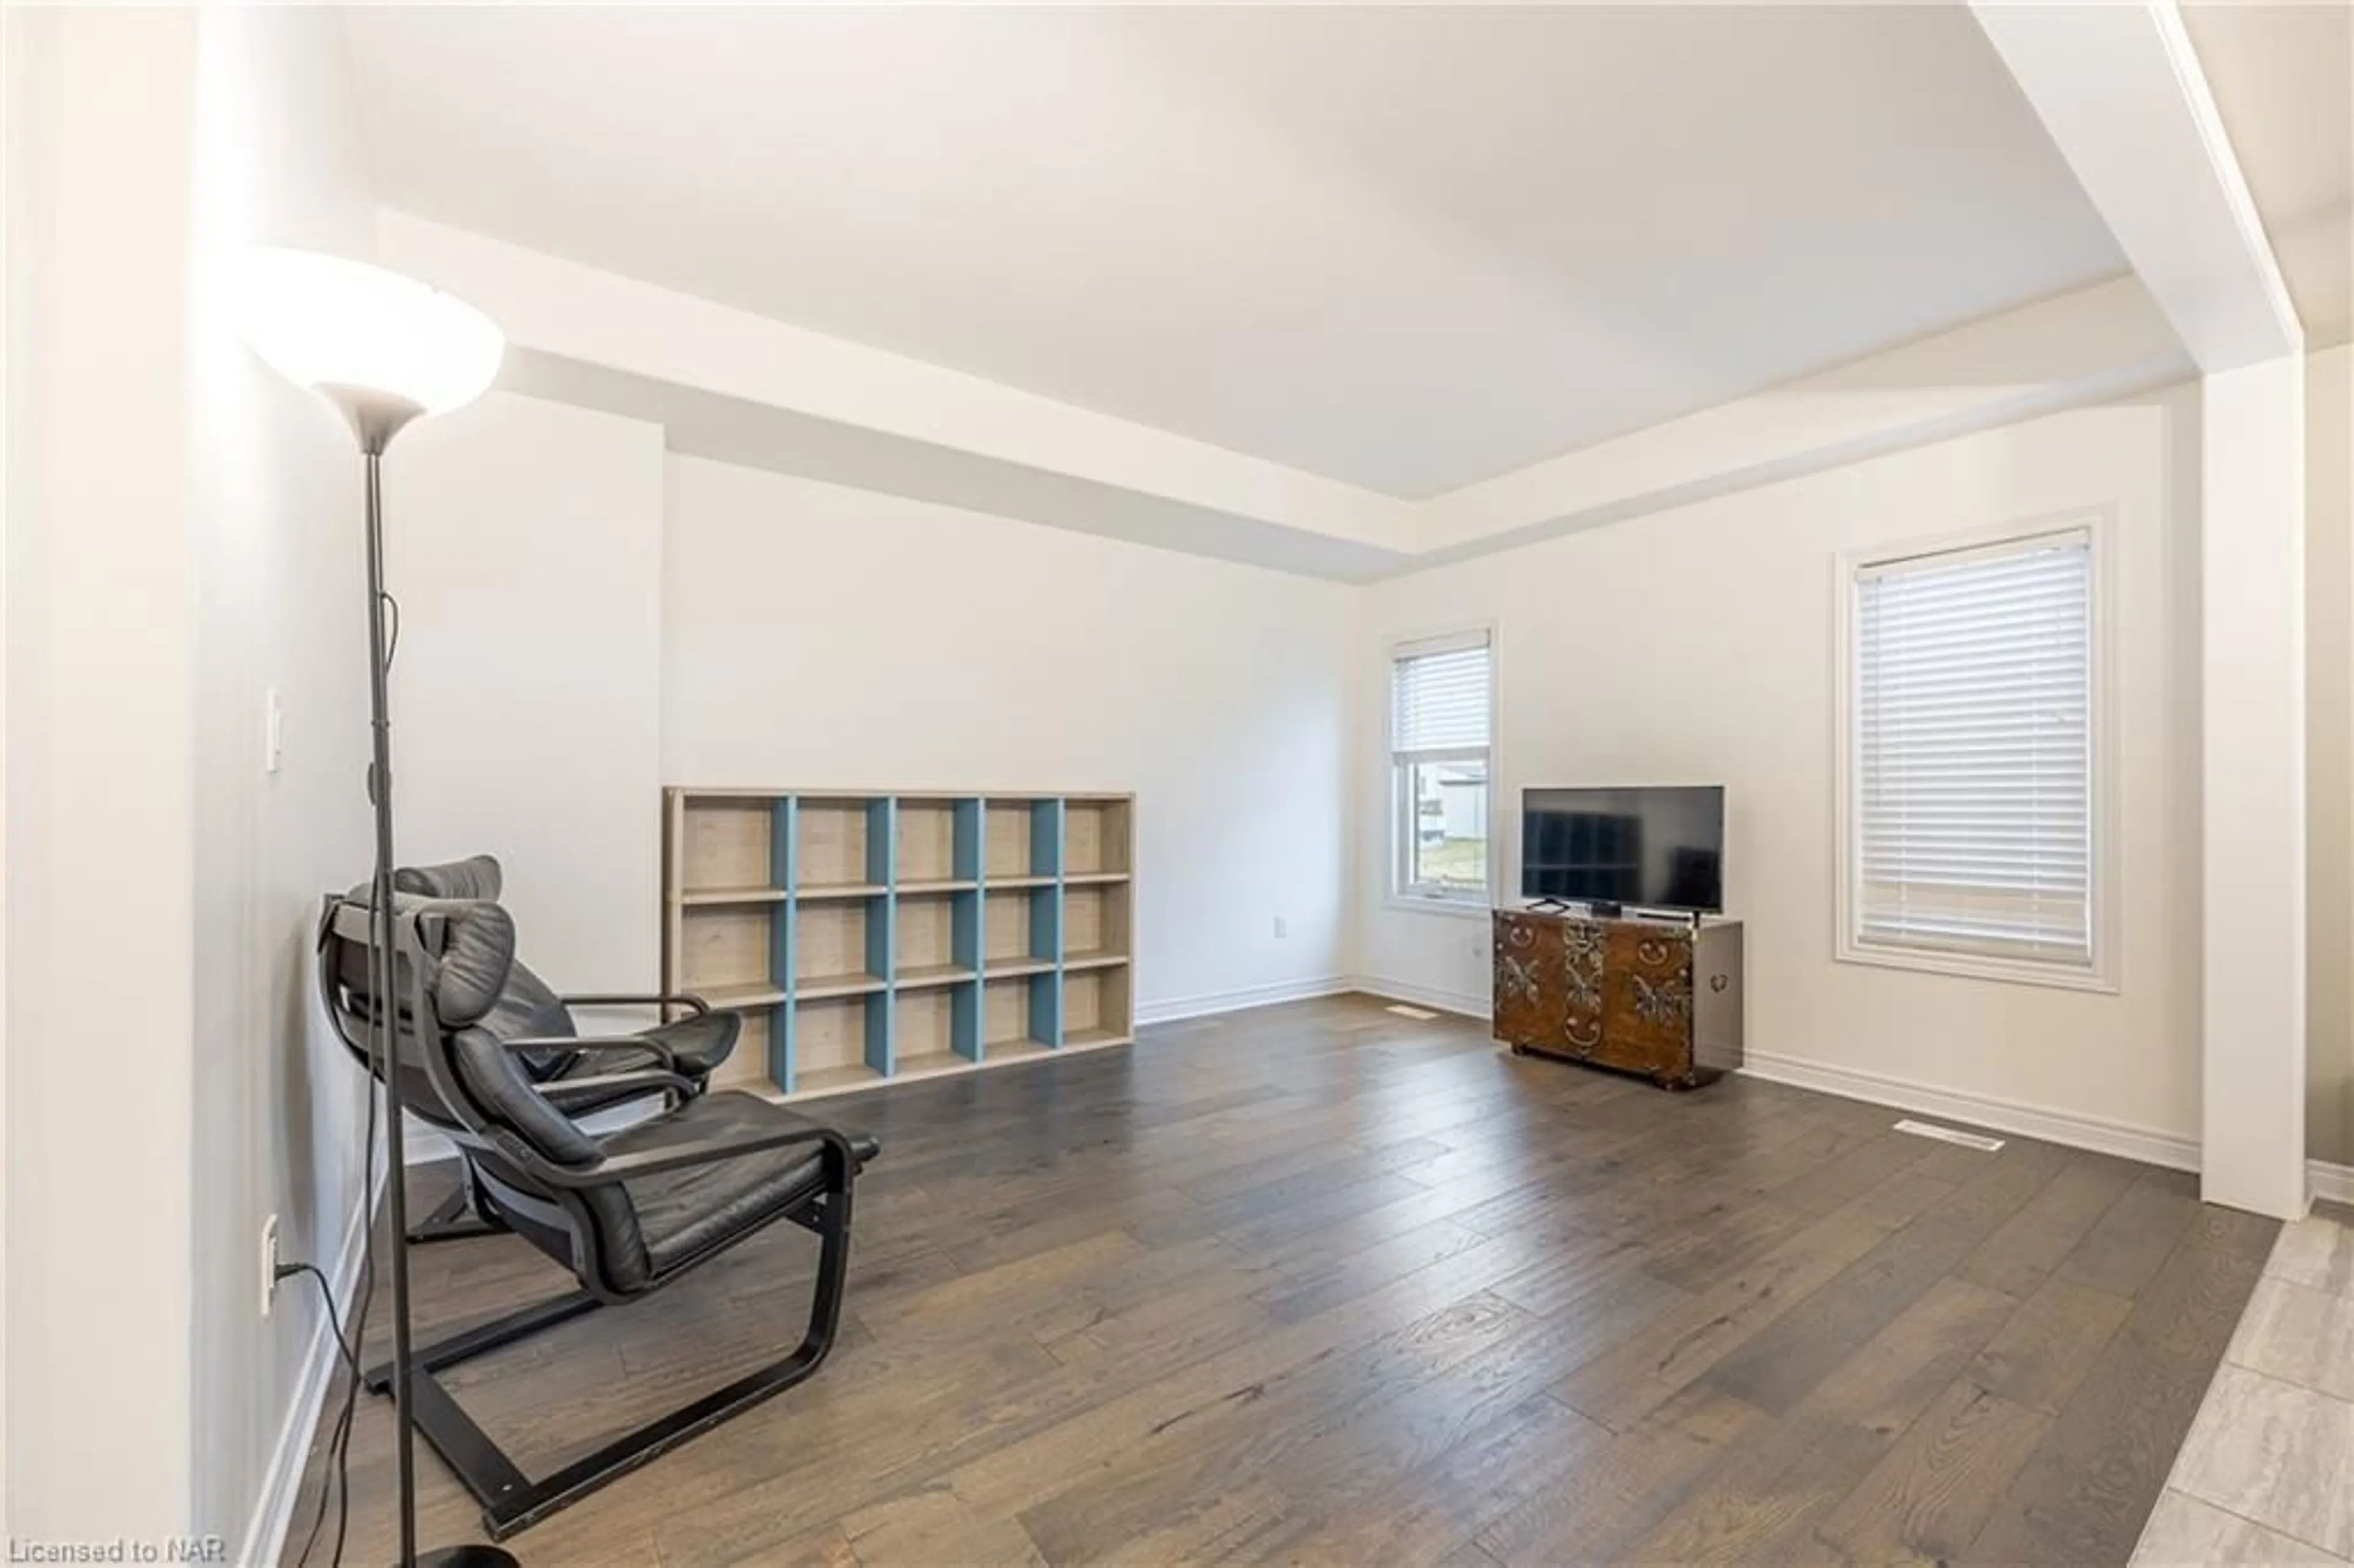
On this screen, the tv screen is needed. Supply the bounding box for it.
[1520,786,1724,911]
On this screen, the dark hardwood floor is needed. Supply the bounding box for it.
[282,994,2274,1566]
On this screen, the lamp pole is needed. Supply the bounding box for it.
[235,251,514,1568]
[360,438,411,1568]
[356,408,516,1568]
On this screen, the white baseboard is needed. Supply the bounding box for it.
[1343,975,1492,1023]
[1135,975,1353,1028]
[2310,1159,2354,1207]
[241,1191,372,1568]
[1739,1048,2201,1173]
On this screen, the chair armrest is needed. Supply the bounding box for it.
[561,991,712,1019]
[541,1069,698,1108]
[502,1034,679,1073]
[513,1121,855,1189]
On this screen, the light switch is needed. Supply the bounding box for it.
[264,688,284,774]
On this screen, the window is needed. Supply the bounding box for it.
[1840,524,2108,988]
[1392,630,1492,906]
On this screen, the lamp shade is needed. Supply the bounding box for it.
[234,249,503,443]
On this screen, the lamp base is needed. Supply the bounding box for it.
[406,1548,522,1567]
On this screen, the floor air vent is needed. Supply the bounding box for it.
[1893,1119,2004,1152]
[1384,1003,1441,1021]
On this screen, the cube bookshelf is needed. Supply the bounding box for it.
[662,790,1134,1101]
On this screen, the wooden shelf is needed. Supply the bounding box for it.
[1064,882,1130,972]
[894,1048,969,1081]
[664,788,1135,1102]
[897,801,962,886]
[984,1038,1056,1064]
[798,801,878,889]
[795,1062,885,1097]
[796,970,886,1000]
[896,963,977,990]
[700,983,787,1011]
[798,881,887,901]
[1063,965,1130,1054]
[983,799,1053,881]
[679,886,789,907]
[1064,799,1133,878]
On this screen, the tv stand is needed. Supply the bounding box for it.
[1525,899,1714,929]
[1491,907,1743,1089]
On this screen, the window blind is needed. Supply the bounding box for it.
[1854,531,2093,965]
[1392,634,1491,757]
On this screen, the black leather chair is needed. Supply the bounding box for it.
[319,887,878,1540]
[320,854,739,1241]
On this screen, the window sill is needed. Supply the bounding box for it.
[1385,894,1492,922]
[1836,939,2117,996]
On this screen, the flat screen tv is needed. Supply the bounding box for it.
[1520,786,1724,913]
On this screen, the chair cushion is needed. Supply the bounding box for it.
[601,1092,877,1285]
[642,1009,740,1080]
[497,957,581,1081]
[430,911,514,1027]
[550,1010,737,1115]
[395,854,505,902]
[453,1021,607,1168]
[337,883,516,1029]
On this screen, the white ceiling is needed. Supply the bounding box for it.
[2181,2,2353,345]
[343,5,2130,499]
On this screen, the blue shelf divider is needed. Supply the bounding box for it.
[863,798,897,1077]
[1030,798,1065,1047]
[951,798,984,1062]
[769,796,798,1092]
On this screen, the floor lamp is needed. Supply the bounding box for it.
[237,249,518,1568]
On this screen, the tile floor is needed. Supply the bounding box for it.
[2136,1203,2354,1566]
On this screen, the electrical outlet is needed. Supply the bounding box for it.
[1273,915,1289,939]
[260,1214,280,1317]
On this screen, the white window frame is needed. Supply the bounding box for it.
[1387,625,1496,917]
[1833,511,2119,994]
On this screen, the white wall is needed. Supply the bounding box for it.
[2308,343,2354,1164]
[663,458,1357,1015]
[1356,393,2204,1151]
[6,7,383,1550]
[5,8,202,1539]
[389,393,668,994]
[386,414,1355,1026]
[182,9,383,1553]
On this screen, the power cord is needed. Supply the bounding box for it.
[281,1254,363,1568]
[292,1083,382,1568]
[276,1261,360,1382]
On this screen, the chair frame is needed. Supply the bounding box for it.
[337,899,859,1540]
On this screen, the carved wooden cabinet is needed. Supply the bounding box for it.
[1491,908,1744,1089]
